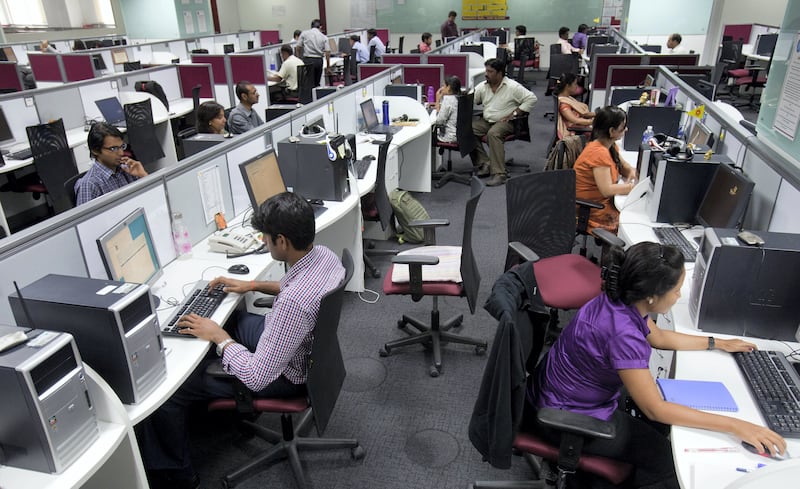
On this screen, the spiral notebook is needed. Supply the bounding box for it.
[657,379,738,412]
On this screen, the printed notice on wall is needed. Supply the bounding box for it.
[183,11,194,35]
[773,33,800,141]
[196,10,208,34]
[198,166,224,224]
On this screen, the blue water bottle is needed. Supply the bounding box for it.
[382,100,390,125]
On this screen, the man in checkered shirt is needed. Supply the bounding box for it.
[136,192,345,489]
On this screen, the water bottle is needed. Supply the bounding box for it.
[382,100,390,126]
[427,85,435,106]
[171,212,192,258]
[641,125,654,146]
[269,63,276,72]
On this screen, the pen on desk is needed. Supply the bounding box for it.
[684,447,739,453]
[736,464,767,473]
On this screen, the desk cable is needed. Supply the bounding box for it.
[357,288,380,304]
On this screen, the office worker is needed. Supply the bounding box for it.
[349,34,369,64]
[526,242,786,489]
[558,26,582,55]
[419,32,433,54]
[39,40,57,53]
[666,33,687,54]
[470,58,537,187]
[75,122,147,206]
[367,28,385,61]
[268,44,303,95]
[195,101,227,135]
[555,73,594,140]
[434,75,462,143]
[573,106,636,233]
[293,29,303,57]
[297,19,331,87]
[136,192,345,489]
[441,10,459,40]
[572,23,589,50]
[228,80,264,135]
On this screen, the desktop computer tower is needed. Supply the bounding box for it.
[689,228,800,341]
[276,133,350,201]
[0,325,98,473]
[9,275,166,404]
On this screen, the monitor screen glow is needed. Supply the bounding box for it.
[96,208,163,287]
[239,150,286,211]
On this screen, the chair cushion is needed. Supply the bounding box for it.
[727,68,749,78]
[734,76,767,86]
[436,141,459,149]
[390,245,462,283]
[533,254,601,310]
[208,396,308,413]
[513,432,633,485]
[383,264,464,297]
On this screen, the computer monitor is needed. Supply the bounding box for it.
[123,61,142,72]
[586,36,610,57]
[687,119,715,149]
[643,74,655,87]
[444,36,457,43]
[92,54,107,71]
[223,43,235,54]
[1,47,17,63]
[96,208,165,293]
[111,48,128,65]
[338,37,351,55]
[640,44,662,53]
[0,106,16,147]
[384,84,422,103]
[313,86,338,101]
[460,44,484,57]
[755,33,778,57]
[238,149,286,211]
[695,164,754,229]
[247,40,254,50]
[480,36,499,45]
[490,29,508,45]
[360,98,380,130]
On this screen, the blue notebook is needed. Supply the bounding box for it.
[656,378,738,412]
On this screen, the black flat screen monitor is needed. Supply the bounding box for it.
[624,105,682,151]
[586,36,610,57]
[460,44,484,57]
[0,106,16,146]
[96,208,164,291]
[687,119,715,149]
[755,33,778,57]
[384,84,422,103]
[695,164,754,229]
[238,149,286,211]
[640,44,662,53]
[338,37,351,54]
[223,43,235,54]
[444,36,457,43]
[490,29,508,45]
[313,87,338,101]
[123,61,142,72]
[92,54,107,71]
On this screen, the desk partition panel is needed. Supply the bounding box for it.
[62,54,97,82]
[332,91,358,135]
[591,55,644,90]
[198,37,216,54]
[148,68,182,104]
[645,54,699,67]
[79,81,120,122]
[0,98,40,143]
[134,44,153,65]
[358,64,394,81]
[190,55,230,106]
[426,54,469,85]
[229,55,267,117]
[402,65,444,93]
[28,52,64,82]
[34,87,85,130]
[259,31,281,46]
[0,62,23,92]
[177,64,215,98]
[606,66,657,94]
[382,54,422,65]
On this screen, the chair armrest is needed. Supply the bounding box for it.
[537,407,616,440]
[508,241,540,263]
[591,228,625,249]
[205,359,233,379]
[576,198,603,210]
[391,255,439,266]
[409,218,449,228]
[253,296,275,308]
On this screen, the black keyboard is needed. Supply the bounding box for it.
[8,148,32,160]
[733,350,800,437]
[653,227,697,262]
[161,281,228,337]
[353,159,372,179]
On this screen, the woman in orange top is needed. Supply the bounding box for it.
[556,73,594,140]
[573,106,637,234]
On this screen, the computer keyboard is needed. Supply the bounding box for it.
[653,227,697,262]
[8,148,32,160]
[161,281,228,337]
[353,158,372,179]
[733,350,800,437]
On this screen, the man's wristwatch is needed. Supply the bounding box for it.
[216,338,235,357]
[707,336,715,350]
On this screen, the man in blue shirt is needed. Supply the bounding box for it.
[228,80,264,135]
[367,28,385,61]
[75,122,147,205]
[349,34,369,63]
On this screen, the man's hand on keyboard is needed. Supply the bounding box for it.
[716,338,757,353]
[176,313,229,344]
[209,276,252,294]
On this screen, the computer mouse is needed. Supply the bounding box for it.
[307,198,324,206]
[742,441,787,460]
[227,264,249,275]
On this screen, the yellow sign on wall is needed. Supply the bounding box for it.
[463,0,509,20]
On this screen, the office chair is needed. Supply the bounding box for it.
[511,37,537,84]
[64,170,86,208]
[123,99,165,167]
[206,250,365,489]
[397,36,405,54]
[545,54,582,100]
[285,64,314,105]
[362,138,398,278]
[468,264,632,489]
[478,112,532,174]
[380,177,488,377]
[24,118,78,215]
[368,44,377,63]
[433,92,478,189]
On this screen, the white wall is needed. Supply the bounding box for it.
[718,0,787,26]
[118,0,179,39]
[236,0,319,43]
[216,0,241,34]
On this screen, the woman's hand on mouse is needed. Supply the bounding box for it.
[734,421,786,457]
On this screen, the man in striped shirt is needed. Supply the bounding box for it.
[137,192,344,489]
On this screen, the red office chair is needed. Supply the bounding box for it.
[206,250,365,489]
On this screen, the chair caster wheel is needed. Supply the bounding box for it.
[434,181,444,189]
[379,346,390,357]
[429,366,441,377]
[475,345,487,356]
[396,320,405,329]
[351,445,366,460]
[370,269,381,278]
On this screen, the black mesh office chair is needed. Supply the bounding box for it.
[124,99,165,168]
[25,118,79,215]
[362,138,398,278]
[433,92,478,188]
[64,170,87,208]
[286,64,313,105]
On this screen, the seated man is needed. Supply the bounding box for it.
[558,26,582,55]
[268,44,304,97]
[367,28,386,61]
[136,192,345,489]
[228,80,264,135]
[666,33,687,54]
[349,34,369,63]
[470,58,537,187]
[75,122,147,205]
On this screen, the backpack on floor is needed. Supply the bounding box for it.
[389,189,430,244]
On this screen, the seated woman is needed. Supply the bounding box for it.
[196,101,228,135]
[572,106,636,234]
[525,242,786,488]
[419,32,433,54]
[555,73,593,140]
[433,75,461,144]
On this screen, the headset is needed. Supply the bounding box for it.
[654,133,694,160]
[300,123,325,137]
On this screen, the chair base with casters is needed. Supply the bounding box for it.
[432,142,472,188]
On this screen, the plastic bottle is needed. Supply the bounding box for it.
[427,85,435,106]
[269,63,276,72]
[382,100,390,125]
[171,212,192,258]
[641,125,654,146]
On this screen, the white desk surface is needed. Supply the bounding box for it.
[619,201,800,489]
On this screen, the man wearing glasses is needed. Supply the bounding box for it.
[75,122,147,205]
[228,80,264,135]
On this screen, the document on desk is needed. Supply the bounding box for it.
[197,165,224,224]
[657,379,738,412]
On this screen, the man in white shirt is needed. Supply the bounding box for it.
[297,19,331,87]
[666,33,688,54]
[367,28,385,62]
[349,35,369,64]
[558,26,582,55]
[268,45,303,96]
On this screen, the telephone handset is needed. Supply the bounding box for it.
[208,229,257,253]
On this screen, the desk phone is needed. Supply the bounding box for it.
[208,229,257,253]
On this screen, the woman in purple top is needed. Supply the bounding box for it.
[525,242,786,488]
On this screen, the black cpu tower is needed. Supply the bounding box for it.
[0,325,98,472]
[9,274,167,404]
[277,133,350,201]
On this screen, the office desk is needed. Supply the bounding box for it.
[619,199,800,489]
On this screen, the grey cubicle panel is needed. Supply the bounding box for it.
[0,98,39,143]
[741,146,785,232]
[0,229,87,325]
[79,80,121,122]
[148,69,182,104]
[332,90,359,135]
[34,87,85,130]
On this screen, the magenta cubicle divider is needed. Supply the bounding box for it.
[229,55,265,85]
[376,29,390,46]
[724,24,753,42]
[62,54,95,81]
[260,31,281,46]
[606,66,656,88]
[645,54,699,67]
[403,65,444,92]
[0,62,23,92]
[382,54,422,65]
[426,54,468,87]
[178,64,214,98]
[190,54,227,84]
[358,64,393,81]
[28,53,63,82]
[591,55,643,90]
